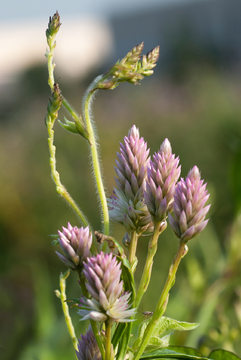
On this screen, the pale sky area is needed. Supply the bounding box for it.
[0,0,204,85]
[1,0,202,22]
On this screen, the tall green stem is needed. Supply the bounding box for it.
[133,241,186,360]
[128,231,139,268]
[105,321,112,360]
[55,270,78,352]
[83,84,109,236]
[135,221,166,308]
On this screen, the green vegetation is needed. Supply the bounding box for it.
[0,62,241,359]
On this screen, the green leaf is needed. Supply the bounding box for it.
[112,322,127,350]
[208,349,241,360]
[152,317,199,338]
[133,317,199,352]
[143,334,170,352]
[58,117,79,134]
[140,348,209,359]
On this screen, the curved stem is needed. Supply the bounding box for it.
[128,231,139,268]
[83,84,109,236]
[135,221,166,309]
[133,241,186,360]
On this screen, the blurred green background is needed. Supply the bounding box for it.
[1,1,241,359]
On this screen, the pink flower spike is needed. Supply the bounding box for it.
[169,166,211,243]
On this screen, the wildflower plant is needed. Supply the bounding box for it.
[45,11,240,360]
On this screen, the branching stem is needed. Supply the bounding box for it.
[135,221,167,308]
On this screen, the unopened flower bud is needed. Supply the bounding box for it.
[46,11,61,46]
[144,138,181,222]
[76,327,102,360]
[78,252,136,323]
[56,223,92,270]
[168,166,210,243]
[108,125,153,234]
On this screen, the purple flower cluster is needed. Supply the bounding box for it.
[76,327,102,360]
[108,125,153,234]
[108,126,210,243]
[56,223,92,270]
[144,138,181,223]
[168,166,210,243]
[78,252,135,323]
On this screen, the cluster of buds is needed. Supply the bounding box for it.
[144,138,181,223]
[91,43,160,91]
[56,223,92,270]
[78,252,136,323]
[46,11,61,47]
[76,327,102,360]
[108,125,153,234]
[168,166,210,243]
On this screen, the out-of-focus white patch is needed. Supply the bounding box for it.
[0,15,114,85]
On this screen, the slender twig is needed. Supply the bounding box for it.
[55,270,78,351]
[45,17,90,228]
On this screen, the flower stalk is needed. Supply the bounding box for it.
[105,321,113,360]
[133,240,187,360]
[128,231,139,269]
[135,220,167,308]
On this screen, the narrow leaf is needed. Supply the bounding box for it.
[168,347,203,357]
[140,348,210,359]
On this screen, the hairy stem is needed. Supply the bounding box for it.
[133,241,186,360]
[46,25,90,227]
[83,82,109,236]
[135,221,167,308]
[46,116,89,227]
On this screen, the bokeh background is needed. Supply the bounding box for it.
[1,0,241,359]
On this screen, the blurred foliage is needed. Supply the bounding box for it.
[0,47,241,360]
